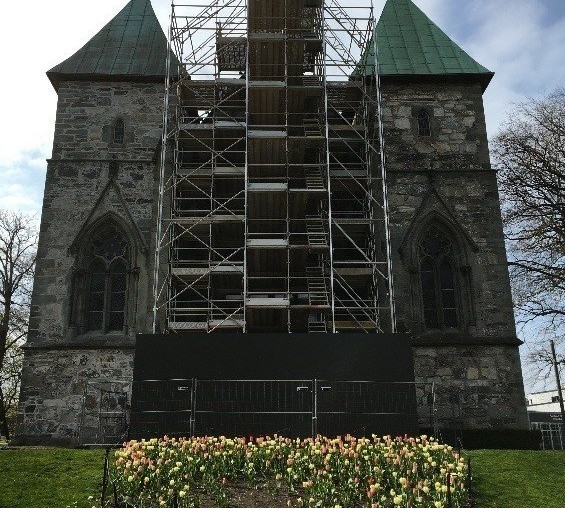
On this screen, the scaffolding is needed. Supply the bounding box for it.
[152,0,395,334]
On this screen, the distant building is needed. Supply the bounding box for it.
[526,388,565,414]
[527,388,564,450]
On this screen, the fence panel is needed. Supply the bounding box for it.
[531,422,564,450]
[129,379,194,439]
[316,380,419,436]
[193,380,314,437]
[82,378,537,446]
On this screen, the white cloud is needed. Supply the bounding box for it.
[0,0,131,214]
[462,0,565,134]
[0,147,47,213]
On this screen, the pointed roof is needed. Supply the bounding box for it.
[47,0,180,90]
[357,0,493,89]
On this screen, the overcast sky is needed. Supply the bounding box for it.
[0,0,563,387]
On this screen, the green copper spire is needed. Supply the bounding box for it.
[357,0,493,88]
[47,0,180,90]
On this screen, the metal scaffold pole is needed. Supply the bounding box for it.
[371,0,397,332]
[152,3,175,334]
[152,0,396,334]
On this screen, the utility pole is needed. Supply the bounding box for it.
[550,340,565,448]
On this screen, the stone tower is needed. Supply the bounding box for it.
[17,0,173,443]
[365,0,528,430]
[16,0,528,444]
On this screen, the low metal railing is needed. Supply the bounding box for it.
[79,378,527,447]
[80,378,426,445]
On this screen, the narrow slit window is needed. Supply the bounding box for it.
[417,109,431,137]
[113,118,125,144]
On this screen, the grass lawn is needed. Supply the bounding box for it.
[0,448,563,507]
[469,449,565,508]
[0,448,105,508]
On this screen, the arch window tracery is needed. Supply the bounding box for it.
[418,225,459,330]
[85,227,129,332]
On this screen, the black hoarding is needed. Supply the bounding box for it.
[130,333,417,438]
[133,333,414,381]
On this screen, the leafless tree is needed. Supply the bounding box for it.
[0,210,37,440]
[527,339,564,386]
[492,89,564,386]
[493,89,564,324]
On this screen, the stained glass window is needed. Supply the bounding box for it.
[91,229,128,263]
[86,227,128,332]
[108,261,127,331]
[419,226,458,330]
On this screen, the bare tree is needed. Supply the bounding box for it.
[492,89,564,332]
[0,210,37,440]
[527,339,564,386]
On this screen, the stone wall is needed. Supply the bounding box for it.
[381,79,528,428]
[27,80,163,345]
[382,81,516,337]
[380,81,515,335]
[16,77,530,443]
[51,81,164,160]
[381,80,490,173]
[387,171,516,338]
[414,345,529,429]
[16,347,133,445]
[17,80,163,444]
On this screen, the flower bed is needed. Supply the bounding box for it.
[112,434,468,507]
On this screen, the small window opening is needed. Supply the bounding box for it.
[417,109,431,137]
[113,118,125,144]
[109,160,119,180]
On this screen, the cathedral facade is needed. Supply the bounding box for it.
[17,0,528,444]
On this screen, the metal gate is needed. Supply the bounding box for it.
[194,380,314,437]
[129,379,194,439]
[79,381,130,446]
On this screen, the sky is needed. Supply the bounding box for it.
[0,0,563,389]
[1,0,563,213]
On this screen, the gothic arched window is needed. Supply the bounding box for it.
[86,227,129,332]
[113,118,125,144]
[417,109,431,137]
[418,225,458,330]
